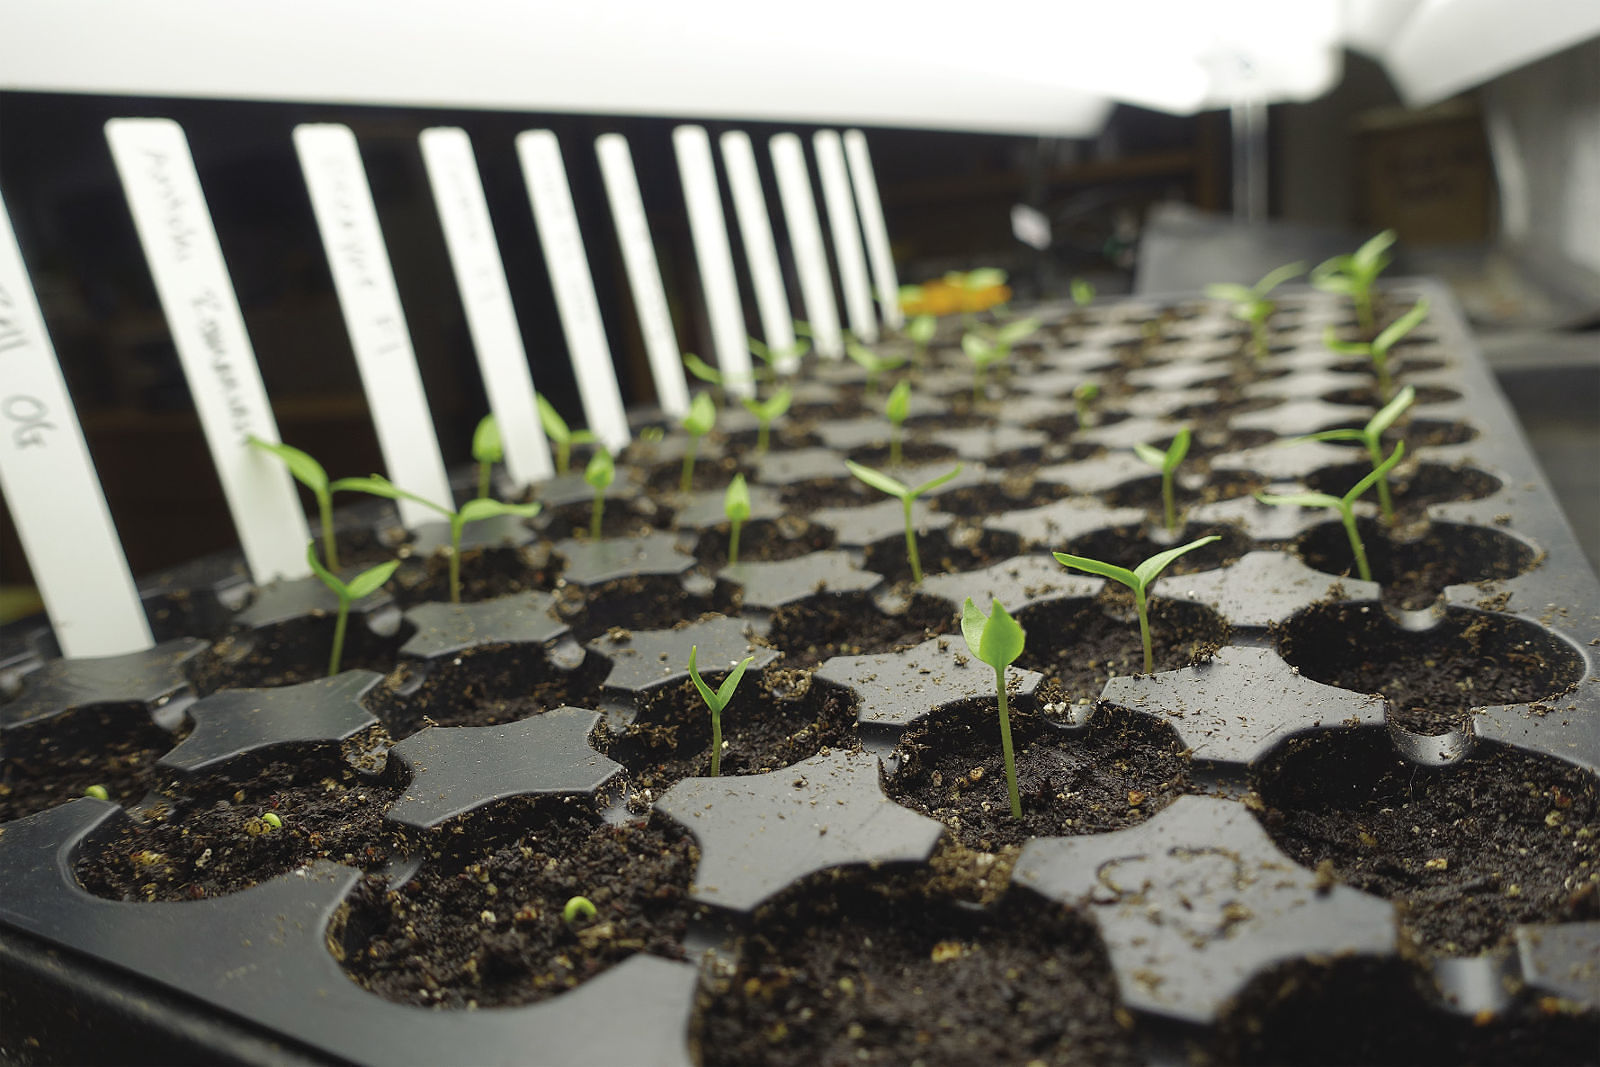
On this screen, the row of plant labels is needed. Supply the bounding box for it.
[0,120,903,660]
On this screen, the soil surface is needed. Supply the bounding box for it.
[0,705,178,825]
[761,591,954,671]
[369,645,609,737]
[187,614,405,693]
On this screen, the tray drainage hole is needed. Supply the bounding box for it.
[1295,520,1537,610]
[1274,603,1584,736]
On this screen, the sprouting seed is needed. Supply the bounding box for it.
[84,785,111,802]
[845,461,963,584]
[905,314,937,362]
[585,448,614,541]
[1074,381,1100,428]
[472,413,503,500]
[1132,427,1191,534]
[1053,536,1222,675]
[1255,442,1406,583]
[261,812,283,830]
[680,392,717,494]
[687,644,755,777]
[536,394,597,477]
[724,474,751,566]
[563,895,598,923]
[884,380,912,467]
[1071,278,1096,307]
[960,597,1027,820]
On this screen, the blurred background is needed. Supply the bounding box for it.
[1,1,1597,617]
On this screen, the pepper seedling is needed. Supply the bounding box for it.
[680,392,717,493]
[249,437,341,569]
[563,895,598,923]
[330,475,540,604]
[1053,535,1222,675]
[961,597,1027,820]
[845,340,906,396]
[740,386,793,455]
[1204,261,1306,360]
[472,414,502,500]
[884,379,912,467]
[1255,442,1405,583]
[905,313,937,362]
[748,336,810,380]
[723,474,751,565]
[1074,381,1100,428]
[687,644,755,777]
[585,448,614,541]
[960,318,1039,400]
[305,541,400,676]
[536,393,597,477]
[1323,298,1429,403]
[1288,385,1415,523]
[845,461,963,584]
[1311,229,1396,335]
[1132,426,1192,534]
[1071,277,1096,307]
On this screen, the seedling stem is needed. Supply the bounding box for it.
[680,392,717,494]
[585,449,614,541]
[1256,442,1405,582]
[687,644,755,777]
[305,542,400,675]
[1053,536,1222,674]
[536,394,597,477]
[1133,427,1191,534]
[724,474,751,565]
[961,597,1027,819]
[248,437,340,569]
[845,461,963,583]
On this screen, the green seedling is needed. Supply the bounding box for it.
[331,475,539,604]
[305,541,400,675]
[683,351,724,387]
[740,386,793,455]
[884,379,912,467]
[1311,229,1396,334]
[749,336,811,379]
[687,644,755,777]
[1074,381,1100,428]
[905,313,937,362]
[472,414,502,500]
[84,784,110,801]
[960,317,1039,400]
[249,436,340,569]
[680,392,717,493]
[1205,261,1306,360]
[1132,426,1192,534]
[724,474,751,565]
[261,811,283,831]
[536,393,597,477]
[1289,385,1415,522]
[1256,442,1405,583]
[1071,277,1096,307]
[585,448,614,541]
[961,597,1027,820]
[563,895,598,923]
[1323,298,1429,403]
[845,340,906,395]
[845,461,963,584]
[1053,535,1222,675]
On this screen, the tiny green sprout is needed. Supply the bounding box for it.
[1132,426,1192,535]
[330,475,539,604]
[961,597,1027,820]
[1071,277,1096,307]
[845,461,964,584]
[1074,381,1100,428]
[305,542,401,676]
[563,895,597,923]
[585,448,614,541]
[885,379,912,467]
[1205,261,1306,360]
[84,784,110,801]
[249,436,340,570]
[1256,442,1406,583]
[1323,298,1429,403]
[748,336,811,379]
[472,413,502,500]
[905,313,937,362]
[1311,229,1396,334]
[261,811,283,830]
[687,644,755,777]
[792,320,814,339]
[740,386,793,455]
[683,351,723,387]
[1290,385,1415,523]
[724,474,751,565]
[845,340,907,395]
[960,317,1039,400]
[680,392,717,493]
[1054,535,1222,675]
[536,393,597,477]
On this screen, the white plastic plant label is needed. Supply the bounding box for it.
[813,130,878,344]
[594,134,689,418]
[719,131,798,373]
[768,133,844,358]
[843,130,904,331]
[514,130,630,453]
[292,123,452,529]
[0,191,153,657]
[417,127,553,486]
[672,125,755,397]
[105,117,310,584]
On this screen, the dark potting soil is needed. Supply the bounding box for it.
[861,527,1017,586]
[370,645,609,737]
[1296,518,1536,611]
[694,871,1140,1067]
[1322,384,1464,409]
[1098,472,1266,515]
[336,805,697,1010]
[642,453,745,496]
[762,591,955,671]
[74,750,407,902]
[1252,731,1599,956]
[538,499,670,542]
[557,575,727,644]
[0,705,179,825]
[1302,462,1501,524]
[1276,603,1583,736]
[928,474,1067,520]
[1059,522,1252,576]
[186,615,405,694]
[595,673,859,797]
[1016,595,1230,713]
[888,704,1191,851]
[390,545,557,609]
[845,441,961,469]
[694,518,837,568]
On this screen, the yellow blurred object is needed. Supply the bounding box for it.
[900,275,1012,317]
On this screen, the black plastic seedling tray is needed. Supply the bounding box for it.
[1,280,1596,1066]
